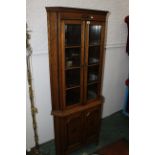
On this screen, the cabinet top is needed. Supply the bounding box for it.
[46,6,109,15]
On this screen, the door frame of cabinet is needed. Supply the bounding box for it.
[84,21,106,104]
[58,19,106,110]
[59,19,85,110]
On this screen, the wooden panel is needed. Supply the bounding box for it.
[46,7,108,16]
[64,112,83,153]
[52,97,104,117]
[60,12,106,21]
[60,12,82,20]
[84,105,102,143]
[47,12,60,110]
[54,117,66,155]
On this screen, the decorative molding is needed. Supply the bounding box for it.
[32,43,126,56]
[105,43,126,48]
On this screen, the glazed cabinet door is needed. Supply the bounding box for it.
[84,105,101,143]
[84,21,105,103]
[64,113,83,153]
[60,20,85,109]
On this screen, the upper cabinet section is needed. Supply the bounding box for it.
[46,7,108,110]
[46,7,108,21]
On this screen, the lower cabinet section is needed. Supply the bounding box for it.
[53,103,102,155]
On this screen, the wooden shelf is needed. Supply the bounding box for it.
[88,63,100,67]
[65,66,80,70]
[88,80,99,86]
[89,43,100,47]
[66,85,80,90]
[65,45,81,49]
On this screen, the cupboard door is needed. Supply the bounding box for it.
[84,21,105,102]
[85,106,101,143]
[60,20,85,108]
[64,113,83,152]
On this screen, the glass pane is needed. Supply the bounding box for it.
[65,24,81,46]
[64,23,82,107]
[66,88,80,106]
[87,83,98,100]
[65,48,81,68]
[88,46,100,65]
[89,25,101,45]
[86,24,102,102]
[88,66,99,83]
[66,69,80,88]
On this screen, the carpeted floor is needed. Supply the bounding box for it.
[28,111,129,155]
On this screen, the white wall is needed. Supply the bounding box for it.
[26,0,129,150]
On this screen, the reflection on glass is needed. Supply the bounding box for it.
[87,83,98,100]
[65,48,81,68]
[65,24,81,46]
[88,66,99,83]
[88,46,100,65]
[66,88,80,106]
[66,69,80,88]
[89,25,101,45]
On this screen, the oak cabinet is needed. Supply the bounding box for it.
[46,7,108,155]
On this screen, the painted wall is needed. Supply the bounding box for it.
[26,0,129,150]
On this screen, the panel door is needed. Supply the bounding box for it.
[84,21,105,103]
[60,20,85,109]
[64,113,83,152]
[84,106,101,143]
